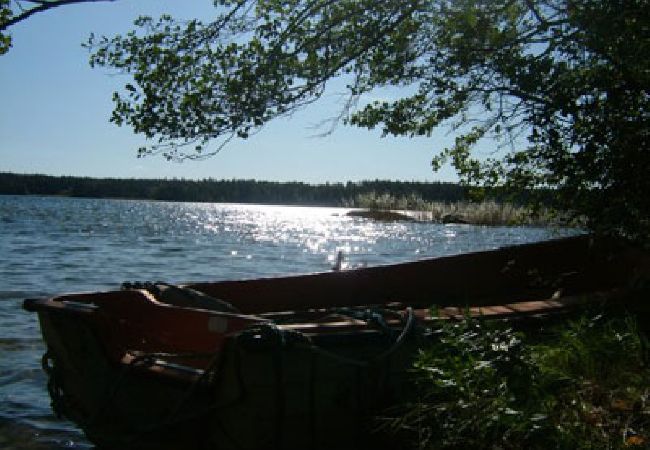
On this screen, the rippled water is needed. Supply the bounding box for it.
[0,195,572,449]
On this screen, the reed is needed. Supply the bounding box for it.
[347,192,564,226]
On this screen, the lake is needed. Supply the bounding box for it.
[0,195,573,449]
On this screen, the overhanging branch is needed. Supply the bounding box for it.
[1,0,116,31]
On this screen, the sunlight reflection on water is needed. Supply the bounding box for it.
[0,195,575,449]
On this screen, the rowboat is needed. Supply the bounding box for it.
[23,235,649,450]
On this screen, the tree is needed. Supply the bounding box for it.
[88,0,649,241]
[0,0,116,54]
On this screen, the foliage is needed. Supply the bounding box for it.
[0,172,465,206]
[86,0,650,242]
[0,0,11,54]
[384,312,649,449]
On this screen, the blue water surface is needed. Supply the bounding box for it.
[0,195,572,449]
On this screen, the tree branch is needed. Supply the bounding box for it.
[1,0,116,31]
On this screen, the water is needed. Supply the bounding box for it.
[0,195,572,449]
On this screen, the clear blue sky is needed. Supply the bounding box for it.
[0,0,460,183]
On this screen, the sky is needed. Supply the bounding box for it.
[0,0,461,183]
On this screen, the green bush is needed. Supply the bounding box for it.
[384,312,649,449]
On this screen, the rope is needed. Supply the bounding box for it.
[237,307,416,368]
[42,349,66,419]
[333,307,395,335]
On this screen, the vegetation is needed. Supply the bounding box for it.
[349,192,561,226]
[87,0,649,243]
[384,311,649,449]
[1,173,567,225]
[0,172,466,206]
[0,0,9,54]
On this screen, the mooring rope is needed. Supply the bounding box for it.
[236,307,416,368]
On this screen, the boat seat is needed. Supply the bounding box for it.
[122,281,240,314]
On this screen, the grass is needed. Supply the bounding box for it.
[346,192,570,226]
[381,311,649,449]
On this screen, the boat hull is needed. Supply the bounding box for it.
[24,235,650,449]
[36,308,420,450]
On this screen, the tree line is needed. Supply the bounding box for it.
[0,172,467,206]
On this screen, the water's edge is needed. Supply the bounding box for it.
[0,195,574,449]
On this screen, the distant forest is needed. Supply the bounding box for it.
[0,172,467,207]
